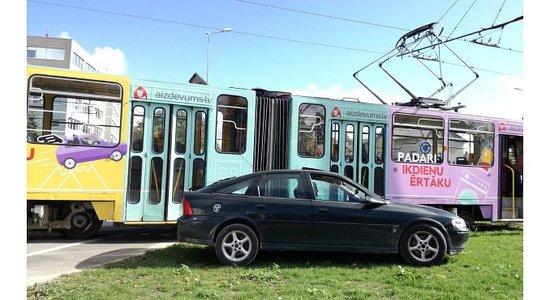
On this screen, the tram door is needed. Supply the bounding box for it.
[330,121,386,197]
[125,102,207,222]
[498,135,523,220]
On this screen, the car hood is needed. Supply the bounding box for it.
[383,201,456,219]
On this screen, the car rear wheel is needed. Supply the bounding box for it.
[399,224,447,266]
[64,158,76,169]
[215,224,258,266]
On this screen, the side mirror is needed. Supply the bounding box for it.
[358,196,386,206]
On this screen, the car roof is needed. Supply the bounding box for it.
[246,168,336,177]
[202,168,343,189]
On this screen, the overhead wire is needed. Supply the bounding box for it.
[233,0,409,31]
[28,0,520,76]
[446,0,478,40]
[438,0,460,23]
[492,0,508,26]
[229,30,384,54]
[28,0,385,54]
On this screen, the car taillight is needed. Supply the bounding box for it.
[183,197,193,216]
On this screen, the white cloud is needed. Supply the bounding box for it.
[91,47,127,75]
[56,31,127,75]
[461,75,524,121]
[287,83,400,105]
[58,31,71,39]
[289,77,524,122]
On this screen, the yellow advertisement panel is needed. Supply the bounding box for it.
[27,66,130,222]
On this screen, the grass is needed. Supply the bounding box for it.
[27,224,523,300]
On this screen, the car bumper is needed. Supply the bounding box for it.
[448,231,469,255]
[176,216,222,245]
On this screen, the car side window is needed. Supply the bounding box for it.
[216,178,255,195]
[311,177,345,201]
[311,174,366,202]
[257,173,307,199]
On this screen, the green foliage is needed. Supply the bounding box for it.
[239,263,281,283]
[27,226,523,300]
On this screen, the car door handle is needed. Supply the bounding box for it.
[318,208,328,213]
[255,204,266,209]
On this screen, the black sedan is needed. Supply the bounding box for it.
[177,169,469,267]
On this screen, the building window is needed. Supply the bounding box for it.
[27,49,37,58]
[86,63,97,73]
[72,53,84,69]
[27,47,65,60]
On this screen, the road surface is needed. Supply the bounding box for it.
[27,222,178,286]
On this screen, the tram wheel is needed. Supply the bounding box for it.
[459,211,476,230]
[63,210,103,239]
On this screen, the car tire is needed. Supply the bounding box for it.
[399,223,447,267]
[111,150,122,161]
[215,224,259,267]
[64,158,76,169]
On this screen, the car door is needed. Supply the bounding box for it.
[246,172,313,245]
[310,173,393,249]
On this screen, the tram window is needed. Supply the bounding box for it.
[194,111,206,155]
[345,124,355,163]
[152,108,166,154]
[374,166,385,197]
[375,126,384,164]
[331,123,340,162]
[131,106,145,152]
[361,126,369,163]
[298,103,325,158]
[192,158,206,190]
[27,75,122,145]
[216,95,247,154]
[448,119,494,167]
[392,113,443,165]
[172,158,185,203]
[344,165,354,180]
[360,166,369,189]
[127,156,142,204]
[149,157,164,204]
[174,109,187,154]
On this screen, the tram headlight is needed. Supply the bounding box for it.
[452,217,469,231]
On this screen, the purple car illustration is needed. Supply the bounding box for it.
[55,134,128,169]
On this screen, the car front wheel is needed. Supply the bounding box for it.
[215,224,259,266]
[399,224,447,266]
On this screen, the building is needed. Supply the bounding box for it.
[27,35,102,72]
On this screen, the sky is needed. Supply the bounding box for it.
[26,0,525,120]
[7,1,549,297]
